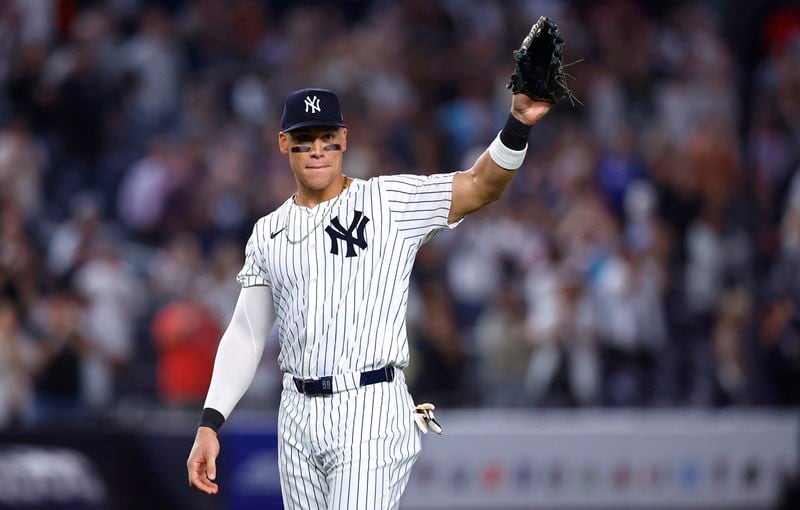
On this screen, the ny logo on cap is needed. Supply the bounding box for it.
[304,95,321,113]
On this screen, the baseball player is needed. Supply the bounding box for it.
[187,18,571,510]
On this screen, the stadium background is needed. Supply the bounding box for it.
[0,0,798,508]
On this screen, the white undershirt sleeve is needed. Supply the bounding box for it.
[203,285,275,419]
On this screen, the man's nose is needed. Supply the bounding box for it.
[310,139,325,156]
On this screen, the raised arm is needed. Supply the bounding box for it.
[450,16,574,224]
[187,285,274,494]
[449,95,551,224]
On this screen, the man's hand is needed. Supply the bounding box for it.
[511,93,552,126]
[187,427,220,495]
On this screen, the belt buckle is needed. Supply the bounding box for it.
[300,378,315,394]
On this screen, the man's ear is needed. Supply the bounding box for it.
[340,128,348,152]
[278,131,289,154]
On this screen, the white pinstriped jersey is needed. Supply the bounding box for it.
[237,172,460,379]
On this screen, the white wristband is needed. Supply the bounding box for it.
[488,131,527,170]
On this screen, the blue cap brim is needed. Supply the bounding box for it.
[282,120,347,132]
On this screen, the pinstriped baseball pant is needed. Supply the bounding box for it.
[278,370,422,509]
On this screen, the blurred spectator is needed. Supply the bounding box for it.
[36,15,114,203]
[523,246,598,407]
[758,296,800,406]
[151,294,220,406]
[0,299,40,427]
[33,289,91,425]
[157,137,208,237]
[595,129,647,217]
[682,199,752,404]
[410,283,467,407]
[711,287,753,405]
[623,180,665,262]
[0,120,44,220]
[118,7,181,130]
[148,231,205,302]
[775,169,800,296]
[73,238,145,410]
[46,193,104,277]
[116,136,179,238]
[474,271,531,407]
[195,136,252,240]
[445,216,503,331]
[0,197,40,310]
[195,239,244,327]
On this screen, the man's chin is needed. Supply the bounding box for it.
[302,172,339,190]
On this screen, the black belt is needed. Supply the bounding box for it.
[293,366,395,396]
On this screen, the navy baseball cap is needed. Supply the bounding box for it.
[280,88,346,132]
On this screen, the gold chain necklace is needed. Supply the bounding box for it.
[283,178,351,245]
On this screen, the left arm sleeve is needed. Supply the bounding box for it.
[203,285,274,419]
[378,172,464,245]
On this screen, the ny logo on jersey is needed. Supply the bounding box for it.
[325,211,370,257]
[304,95,321,113]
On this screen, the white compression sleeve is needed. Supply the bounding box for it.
[203,285,274,419]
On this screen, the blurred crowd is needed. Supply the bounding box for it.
[0,0,799,428]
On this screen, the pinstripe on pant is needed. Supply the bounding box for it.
[278,370,421,509]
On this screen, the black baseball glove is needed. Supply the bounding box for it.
[507,16,578,105]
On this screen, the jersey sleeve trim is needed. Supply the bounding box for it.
[236,217,272,288]
[377,172,463,243]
